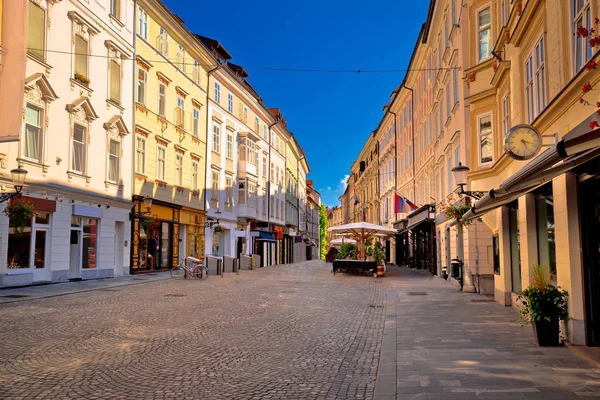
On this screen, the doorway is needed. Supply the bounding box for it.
[69,229,82,280]
[580,177,600,346]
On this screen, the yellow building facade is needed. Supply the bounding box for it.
[131,0,214,272]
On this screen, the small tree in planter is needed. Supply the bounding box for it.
[517,264,569,346]
[141,218,160,233]
[336,243,357,260]
[4,197,36,236]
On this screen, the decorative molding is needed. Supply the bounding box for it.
[192,99,202,108]
[135,126,151,138]
[136,56,153,71]
[67,11,100,35]
[155,135,171,146]
[136,103,149,116]
[174,145,187,155]
[175,86,189,98]
[156,71,172,86]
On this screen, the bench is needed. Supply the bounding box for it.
[332,260,377,276]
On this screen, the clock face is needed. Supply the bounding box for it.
[503,124,542,160]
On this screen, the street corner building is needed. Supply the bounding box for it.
[0,0,317,287]
[336,0,600,348]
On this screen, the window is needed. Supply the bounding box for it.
[255,117,259,133]
[158,82,167,117]
[452,0,457,26]
[175,154,183,186]
[7,211,50,270]
[262,156,267,181]
[447,155,453,194]
[176,45,185,71]
[535,184,556,280]
[24,104,43,162]
[263,124,268,141]
[227,93,233,113]
[192,108,200,137]
[211,171,219,201]
[445,15,449,48]
[270,163,274,183]
[226,130,233,159]
[135,136,146,174]
[525,38,546,123]
[176,95,185,128]
[191,161,198,191]
[110,0,120,19]
[75,35,89,79]
[158,27,169,57]
[225,176,233,206]
[446,82,451,118]
[238,179,246,205]
[193,60,201,85]
[72,125,86,173]
[27,1,46,61]
[107,139,120,182]
[478,6,492,61]
[501,0,510,27]
[454,146,460,167]
[156,145,166,181]
[439,95,444,130]
[137,7,148,40]
[212,124,220,153]
[572,0,592,73]
[137,68,147,105]
[452,67,459,105]
[243,106,248,124]
[502,94,510,136]
[110,59,121,103]
[479,114,493,164]
[214,82,221,104]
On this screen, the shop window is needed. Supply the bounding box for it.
[492,234,500,275]
[535,184,556,280]
[508,202,521,292]
[82,218,98,269]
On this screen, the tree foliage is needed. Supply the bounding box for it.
[319,204,328,259]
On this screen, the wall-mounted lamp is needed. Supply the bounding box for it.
[130,196,153,219]
[0,167,28,203]
[451,163,485,200]
[204,209,221,228]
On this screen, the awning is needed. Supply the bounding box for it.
[255,231,276,242]
[460,121,600,223]
[406,204,435,230]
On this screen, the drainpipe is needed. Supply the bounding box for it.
[267,118,279,229]
[129,0,138,276]
[403,83,416,202]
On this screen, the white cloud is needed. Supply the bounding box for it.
[327,186,332,191]
[340,174,350,190]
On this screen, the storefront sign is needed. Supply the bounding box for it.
[73,205,103,219]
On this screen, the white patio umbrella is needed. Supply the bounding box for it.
[329,237,357,247]
[327,222,397,260]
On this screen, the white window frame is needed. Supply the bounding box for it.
[227,93,233,113]
[176,44,185,71]
[572,0,593,74]
[71,124,87,174]
[27,1,47,62]
[478,113,493,165]
[109,54,122,104]
[191,160,198,191]
[175,153,183,186]
[501,0,510,27]
[135,136,146,174]
[214,82,221,104]
[193,107,200,137]
[158,82,167,117]
[225,175,233,206]
[226,130,233,159]
[477,5,492,62]
[212,124,220,153]
[110,0,120,20]
[157,144,166,181]
[525,36,546,123]
[211,171,219,201]
[107,138,120,183]
[137,68,147,105]
[23,103,44,163]
[158,27,169,58]
[502,94,510,136]
[137,7,148,40]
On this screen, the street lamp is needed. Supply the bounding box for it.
[0,167,28,203]
[451,162,485,200]
[205,209,221,228]
[130,196,153,219]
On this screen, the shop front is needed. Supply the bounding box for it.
[131,199,180,274]
[405,205,437,274]
[179,208,206,260]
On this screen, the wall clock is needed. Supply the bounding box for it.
[503,124,542,160]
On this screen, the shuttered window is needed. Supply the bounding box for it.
[110,60,121,103]
[27,2,45,60]
[75,36,88,78]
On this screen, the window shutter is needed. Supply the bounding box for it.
[28,2,45,60]
[75,36,88,77]
[110,60,121,102]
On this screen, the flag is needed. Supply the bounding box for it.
[394,194,419,213]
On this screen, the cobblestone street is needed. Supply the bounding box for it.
[1,262,600,400]
[0,261,385,400]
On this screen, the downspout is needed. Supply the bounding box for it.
[204,63,221,214]
[389,110,398,222]
[267,118,279,228]
[129,0,138,276]
[403,83,416,202]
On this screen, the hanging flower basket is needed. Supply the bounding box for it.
[73,72,90,86]
[141,218,160,232]
[3,197,35,236]
[213,225,223,233]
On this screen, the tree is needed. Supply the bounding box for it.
[319,203,328,259]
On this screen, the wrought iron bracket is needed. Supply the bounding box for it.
[0,192,20,204]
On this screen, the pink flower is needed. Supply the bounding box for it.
[582,82,593,93]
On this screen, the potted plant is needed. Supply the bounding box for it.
[517,264,568,346]
[372,241,386,277]
[3,197,35,236]
[141,218,160,232]
[213,225,223,233]
[336,243,357,260]
[73,72,90,86]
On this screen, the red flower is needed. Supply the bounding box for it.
[582,82,593,93]
[586,60,598,71]
[595,17,600,24]
[578,26,589,38]
[590,121,599,129]
[590,36,600,47]
[580,98,586,104]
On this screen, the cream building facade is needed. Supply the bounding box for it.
[0,0,135,287]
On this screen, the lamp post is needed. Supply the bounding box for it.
[205,209,221,228]
[0,167,28,203]
[130,196,153,219]
[451,163,485,200]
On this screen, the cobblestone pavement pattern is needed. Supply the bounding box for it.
[0,261,385,400]
[2,262,600,400]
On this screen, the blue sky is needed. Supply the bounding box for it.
[165,0,430,206]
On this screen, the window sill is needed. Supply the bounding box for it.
[67,171,91,183]
[70,78,93,93]
[109,14,125,28]
[445,116,452,127]
[451,101,460,114]
[104,180,121,187]
[6,268,33,274]
[17,157,50,172]
[135,172,148,178]
[107,98,124,111]
[27,53,52,70]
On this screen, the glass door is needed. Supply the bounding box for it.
[159,222,171,269]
